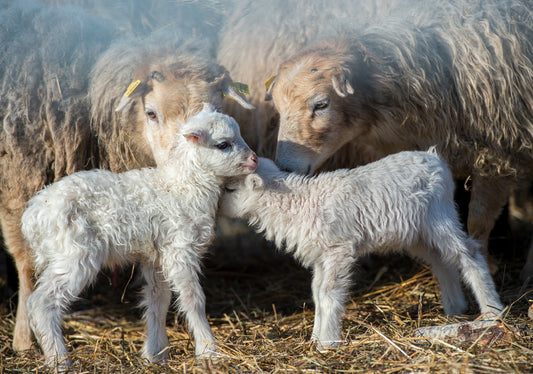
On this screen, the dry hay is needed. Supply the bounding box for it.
[0,245,531,373]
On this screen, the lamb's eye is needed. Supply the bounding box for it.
[313,100,329,112]
[216,142,231,150]
[145,110,158,121]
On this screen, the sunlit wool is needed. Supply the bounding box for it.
[220,151,504,350]
[22,108,257,369]
[0,2,253,352]
[268,0,533,277]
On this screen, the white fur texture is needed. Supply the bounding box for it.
[220,151,504,350]
[22,107,257,369]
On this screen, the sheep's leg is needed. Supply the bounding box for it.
[139,264,171,363]
[27,258,98,370]
[467,176,513,271]
[410,245,467,315]
[520,237,533,282]
[314,248,353,350]
[163,253,217,357]
[310,262,325,342]
[0,214,34,351]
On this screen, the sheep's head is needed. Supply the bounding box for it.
[174,104,258,178]
[266,43,374,174]
[114,58,254,167]
[219,157,280,219]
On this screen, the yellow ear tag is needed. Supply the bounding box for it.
[264,75,276,91]
[125,79,141,98]
[228,82,250,96]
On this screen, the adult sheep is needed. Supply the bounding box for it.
[217,0,398,158]
[266,0,533,273]
[0,2,253,352]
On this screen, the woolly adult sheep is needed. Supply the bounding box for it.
[220,154,504,349]
[0,2,253,351]
[267,0,533,273]
[22,106,258,369]
[217,0,398,158]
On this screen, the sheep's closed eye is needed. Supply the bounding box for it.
[216,142,232,150]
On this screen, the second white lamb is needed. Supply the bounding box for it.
[220,151,504,350]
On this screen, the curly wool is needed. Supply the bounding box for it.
[220,152,503,349]
[22,108,256,369]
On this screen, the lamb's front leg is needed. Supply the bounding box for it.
[313,249,354,350]
[311,262,324,342]
[139,264,172,363]
[162,251,217,357]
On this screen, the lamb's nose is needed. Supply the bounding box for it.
[250,153,258,166]
[246,152,259,171]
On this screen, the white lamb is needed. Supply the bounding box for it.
[22,105,258,369]
[220,151,504,350]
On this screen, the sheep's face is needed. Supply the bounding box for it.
[268,50,371,174]
[178,106,258,178]
[116,60,254,168]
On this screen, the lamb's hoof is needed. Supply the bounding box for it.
[314,339,342,352]
[196,344,222,359]
[46,356,72,373]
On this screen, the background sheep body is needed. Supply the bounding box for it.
[22,109,258,369]
[220,153,504,349]
[269,0,533,274]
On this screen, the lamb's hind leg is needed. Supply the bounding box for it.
[410,245,467,316]
[139,264,171,363]
[313,248,354,350]
[27,257,99,369]
[1,213,34,351]
[454,237,504,316]
[431,212,504,316]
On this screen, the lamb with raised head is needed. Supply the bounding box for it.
[220,152,504,350]
[22,106,258,369]
[0,2,253,351]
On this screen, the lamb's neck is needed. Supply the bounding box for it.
[158,162,222,208]
[248,177,317,244]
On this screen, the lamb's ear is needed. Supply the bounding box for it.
[183,130,207,145]
[331,71,354,98]
[245,173,264,190]
[115,79,148,112]
[264,75,277,101]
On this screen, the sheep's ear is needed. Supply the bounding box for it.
[331,71,354,98]
[183,130,207,144]
[115,79,147,112]
[264,75,277,101]
[245,173,264,190]
[223,81,255,110]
